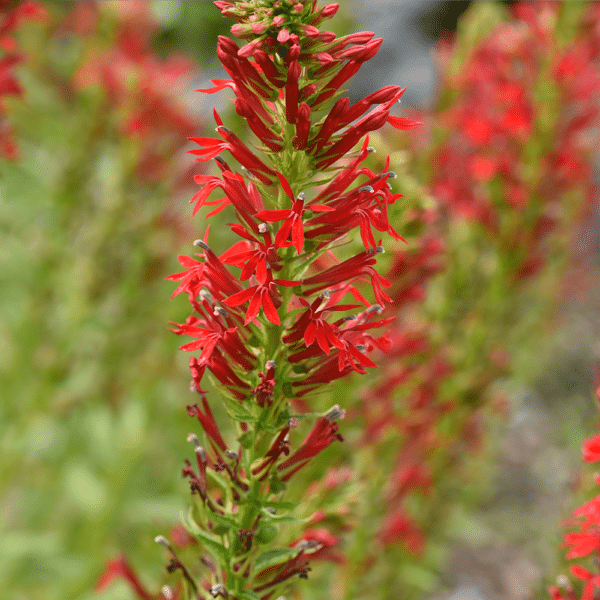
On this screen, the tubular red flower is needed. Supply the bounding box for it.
[224,271,300,326]
[95,555,153,600]
[187,396,228,454]
[285,59,301,124]
[278,408,345,481]
[303,249,392,305]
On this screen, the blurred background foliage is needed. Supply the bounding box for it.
[1,1,599,600]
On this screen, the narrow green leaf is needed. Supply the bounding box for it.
[255,547,300,572]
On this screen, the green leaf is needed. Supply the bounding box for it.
[255,547,300,572]
[209,512,239,532]
[223,398,255,424]
[184,509,230,563]
[238,430,254,449]
[260,508,313,524]
[207,469,229,492]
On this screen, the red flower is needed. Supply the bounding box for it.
[187,396,227,454]
[224,270,300,326]
[221,223,281,284]
[96,555,152,600]
[254,173,333,254]
[302,248,392,306]
[283,295,361,355]
[582,434,600,463]
[278,407,345,481]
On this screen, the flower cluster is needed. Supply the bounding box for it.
[549,387,600,600]
[330,0,600,582]
[430,0,599,280]
[68,0,196,182]
[0,0,47,158]
[151,1,418,598]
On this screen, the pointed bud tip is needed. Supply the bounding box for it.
[194,239,210,250]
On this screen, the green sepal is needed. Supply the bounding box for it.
[207,468,230,493]
[223,397,256,424]
[209,511,239,532]
[184,508,230,564]
[246,334,262,348]
[260,508,314,524]
[238,430,254,449]
[268,472,286,495]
